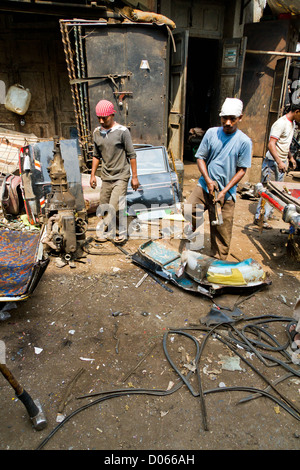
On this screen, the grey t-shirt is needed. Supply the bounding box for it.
[93,123,136,181]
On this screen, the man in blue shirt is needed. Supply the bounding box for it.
[186,98,252,260]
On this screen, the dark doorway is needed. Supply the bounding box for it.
[184,37,219,161]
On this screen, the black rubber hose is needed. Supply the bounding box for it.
[226,324,300,376]
[36,386,182,450]
[171,321,300,416]
[35,317,300,450]
[163,329,208,431]
[214,329,300,415]
[203,385,300,421]
[36,381,300,450]
[162,330,200,397]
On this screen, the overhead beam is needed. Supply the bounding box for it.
[247,49,300,58]
[0,0,120,18]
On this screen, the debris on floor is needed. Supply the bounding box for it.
[33,309,300,450]
[0,152,299,450]
[218,354,243,371]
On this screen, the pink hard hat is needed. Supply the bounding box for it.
[95,100,116,117]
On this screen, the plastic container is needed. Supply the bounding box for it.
[4,84,31,115]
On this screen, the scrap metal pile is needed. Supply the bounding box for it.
[0,129,273,303]
[255,181,300,230]
[0,135,87,302]
[255,180,300,260]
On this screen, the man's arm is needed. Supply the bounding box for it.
[198,157,247,204]
[197,158,218,195]
[130,158,139,190]
[90,156,100,188]
[268,137,287,172]
[123,129,140,190]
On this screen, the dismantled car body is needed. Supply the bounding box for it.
[126,145,181,216]
[132,240,271,298]
[83,144,181,216]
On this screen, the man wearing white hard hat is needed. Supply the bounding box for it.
[186,97,252,260]
[90,99,139,242]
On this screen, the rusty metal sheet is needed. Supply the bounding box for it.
[239,20,292,157]
[84,23,169,146]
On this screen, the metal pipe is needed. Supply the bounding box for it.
[247,50,300,58]
[259,190,285,213]
[255,183,300,228]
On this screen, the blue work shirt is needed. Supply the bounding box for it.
[195,126,252,201]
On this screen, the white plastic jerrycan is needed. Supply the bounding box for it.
[4,84,31,115]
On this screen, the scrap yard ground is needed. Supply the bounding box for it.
[0,162,299,451]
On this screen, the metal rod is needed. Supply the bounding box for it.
[60,21,82,143]
[247,49,300,58]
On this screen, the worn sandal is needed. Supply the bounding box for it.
[113,235,127,244]
[94,235,108,243]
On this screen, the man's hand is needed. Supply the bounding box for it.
[214,189,226,206]
[289,156,297,170]
[131,176,140,191]
[207,179,218,195]
[277,159,287,173]
[90,175,97,189]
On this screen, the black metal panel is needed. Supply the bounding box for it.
[85,24,168,146]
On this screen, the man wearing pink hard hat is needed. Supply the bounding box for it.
[90,99,139,242]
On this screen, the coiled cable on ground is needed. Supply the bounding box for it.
[35,315,300,450]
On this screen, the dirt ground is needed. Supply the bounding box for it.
[0,162,299,453]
